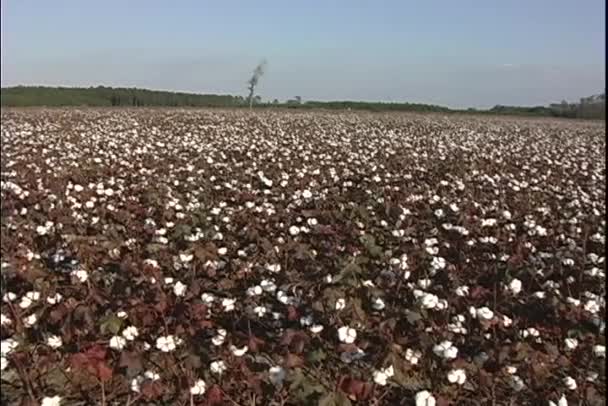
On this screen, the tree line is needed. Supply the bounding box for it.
[1,86,604,119]
[1,86,245,107]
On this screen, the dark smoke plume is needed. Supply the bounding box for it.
[247,60,267,109]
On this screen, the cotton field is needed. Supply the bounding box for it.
[0,109,605,405]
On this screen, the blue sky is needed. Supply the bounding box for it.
[1,0,604,108]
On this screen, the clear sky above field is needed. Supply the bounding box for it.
[1,0,605,108]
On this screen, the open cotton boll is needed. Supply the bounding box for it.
[415,390,436,406]
[447,368,467,385]
[548,395,568,406]
[337,326,357,344]
[190,379,207,395]
[41,396,62,406]
[269,366,286,386]
[372,365,394,386]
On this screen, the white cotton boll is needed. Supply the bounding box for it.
[426,246,439,255]
[337,326,357,344]
[276,290,295,305]
[433,341,458,359]
[335,298,346,311]
[564,338,578,351]
[230,345,248,357]
[260,279,277,292]
[476,307,494,320]
[0,314,11,326]
[392,229,405,237]
[71,269,89,283]
[109,336,127,350]
[253,306,267,317]
[210,360,227,375]
[415,390,436,406]
[405,348,421,365]
[266,264,281,273]
[521,327,540,339]
[371,297,386,310]
[23,313,38,328]
[418,279,432,289]
[509,375,526,391]
[155,335,178,352]
[173,281,187,297]
[431,256,446,271]
[372,365,394,386]
[481,218,497,227]
[447,368,467,385]
[436,299,448,311]
[211,329,227,346]
[583,299,600,314]
[360,280,374,287]
[310,324,324,334]
[217,247,228,255]
[593,345,605,358]
[144,370,160,381]
[122,326,139,341]
[19,291,41,309]
[179,253,193,263]
[130,376,143,393]
[300,315,313,326]
[222,298,236,312]
[563,376,577,391]
[455,286,469,297]
[269,366,286,386]
[289,226,300,236]
[247,285,263,296]
[420,293,439,309]
[548,395,568,406]
[1,338,18,356]
[190,379,207,395]
[508,278,522,295]
[46,335,63,349]
[201,293,215,304]
[40,396,62,406]
[0,356,7,371]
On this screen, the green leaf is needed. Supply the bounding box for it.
[350,298,367,321]
[333,261,362,286]
[99,315,123,335]
[392,369,428,391]
[306,348,327,364]
[359,235,383,258]
[319,391,353,406]
[405,310,422,324]
[288,369,325,404]
[146,243,165,253]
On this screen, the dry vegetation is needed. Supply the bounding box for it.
[0,109,605,406]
